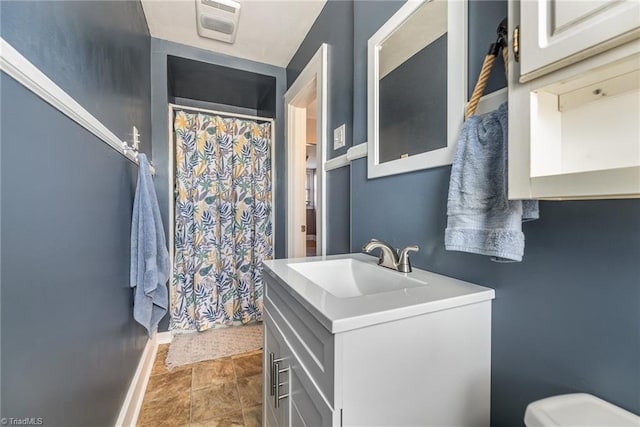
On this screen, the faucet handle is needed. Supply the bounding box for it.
[398,245,419,273]
[400,244,419,254]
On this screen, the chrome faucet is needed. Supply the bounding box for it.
[362,239,419,273]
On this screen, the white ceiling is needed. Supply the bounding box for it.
[141,0,326,68]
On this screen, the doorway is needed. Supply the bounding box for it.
[285,44,327,258]
[305,96,318,256]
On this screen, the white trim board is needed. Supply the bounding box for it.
[169,103,272,124]
[157,331,173,344]
[323,88,504,174]
[347,142,368,161]
[324,143,368,171]
[324,154,350,171]
[285,43,328,257]
[114,336,158,427]
[473,88,508,116]
[323,86,504,175]
[0,37,155,174]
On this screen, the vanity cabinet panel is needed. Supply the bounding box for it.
[288,344,336,427]
[508,0,640,200]
[264,274,336,405]
[339,302,492,427]
[263,270,492,427]
[264,308,338,427]
[520,0,640,81]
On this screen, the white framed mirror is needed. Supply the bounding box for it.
[367,0,467,179]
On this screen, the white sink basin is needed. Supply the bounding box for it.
[288,258,428,298]
[264,253,495,333]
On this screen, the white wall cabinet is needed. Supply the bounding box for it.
[263,271,492,427]
[520,0,640,81]
[508,0,640,200]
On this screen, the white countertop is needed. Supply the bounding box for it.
[263,253,495,333]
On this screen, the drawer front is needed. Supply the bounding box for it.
[264,275,336,406]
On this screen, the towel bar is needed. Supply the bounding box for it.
[122,141,156,175]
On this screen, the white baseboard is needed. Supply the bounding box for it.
[157,331,173,344]
[114,335,158,427]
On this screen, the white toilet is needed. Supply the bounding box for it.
[524,393,640,426]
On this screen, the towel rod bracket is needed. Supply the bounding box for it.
[488,18,508,56]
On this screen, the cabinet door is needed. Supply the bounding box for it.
[264,307,339,427]
[508,0,640,200]
[288,356,338,427]
[520,0,640,80]
[264,314,290,427]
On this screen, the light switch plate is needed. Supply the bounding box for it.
[333,124,346,150]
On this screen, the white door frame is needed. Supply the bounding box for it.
[285,44,328,258]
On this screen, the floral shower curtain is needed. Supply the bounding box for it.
[171,110,272,331]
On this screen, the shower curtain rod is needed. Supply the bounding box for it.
[169,103,274,124]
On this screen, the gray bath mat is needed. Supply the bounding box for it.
[166,323,263,369]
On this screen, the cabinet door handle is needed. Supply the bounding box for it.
[269,352,275,396]
[270,354,285,397]
[274,362,289,409]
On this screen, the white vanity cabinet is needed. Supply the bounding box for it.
[262,254,495,427]
[508,0,640,200]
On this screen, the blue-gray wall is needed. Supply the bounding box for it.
[349,1,640,426]
[150,38,287,331]
[1,1,150,425]
[0,0,152,147]
[468,0,507,95]
[167,55,277,117]
[287,0,354,254]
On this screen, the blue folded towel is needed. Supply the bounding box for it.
[445,102,539,262]
[130,154,169,336]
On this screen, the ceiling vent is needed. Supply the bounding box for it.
[196,0,241,44]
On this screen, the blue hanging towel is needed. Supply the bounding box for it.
[445,102,539,262]
[130,154,169,336]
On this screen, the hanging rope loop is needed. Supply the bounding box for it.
[465,18,508,119]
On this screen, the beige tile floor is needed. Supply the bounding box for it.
[137,344,263,427]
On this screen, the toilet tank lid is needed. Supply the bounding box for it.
[524,393,640,427]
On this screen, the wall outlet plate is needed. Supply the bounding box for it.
[334,124,346,150]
